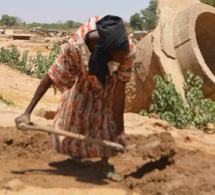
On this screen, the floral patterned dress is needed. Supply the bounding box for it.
[48,16,135,158]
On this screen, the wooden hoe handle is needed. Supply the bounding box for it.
[18,122,124,151]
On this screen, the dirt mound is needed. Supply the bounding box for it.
[113,132,176,175]
[0,126,176,165]
[1,126,215,195]
[0,127,50,159]
[123,148,215,195]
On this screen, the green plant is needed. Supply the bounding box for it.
[184,70,215,128]
[0,47,10,62]
[0,94,15,106]
[149,74,190,128]
[0,42,61,79]
[31,42,61,79]
[17,50,29,72]
[8,45,21,68]
[140,70,215,129]
[200,0,215,7]
[0,45,22,68]
[31,51,48,78]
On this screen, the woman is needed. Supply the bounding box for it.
[15,15,135,181]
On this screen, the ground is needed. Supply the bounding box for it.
[0,36,215,195]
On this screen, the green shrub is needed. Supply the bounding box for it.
[0,47,10,62]
[0,94,15,106]
[7,45,21,68]
[0,45,25,69]
[30,42,61,79]
[140,70,215,129]
[0,43,61,78]
[184,70,215,128]
[17,50,29,72]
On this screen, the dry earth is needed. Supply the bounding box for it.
[0,36,215,195]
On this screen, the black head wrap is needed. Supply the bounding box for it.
[88,15,129,86]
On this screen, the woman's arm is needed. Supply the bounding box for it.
[25,74,53,115]
[15,74,53,127]
[15,37,80,127]
[112,79,127,148]
[113,80,126,135]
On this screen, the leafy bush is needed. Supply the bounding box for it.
[7,45,21,68]
[31,42,61,79]
[184,71,215,128]
[0,45,29,72]
[140,70,215,129]
[17,50,29,72]
[0,43,61,78]
[0,47,10,62]
[0,94,15,106]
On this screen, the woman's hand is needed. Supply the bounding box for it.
[15,113,30,129]
[116,131,127,153]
